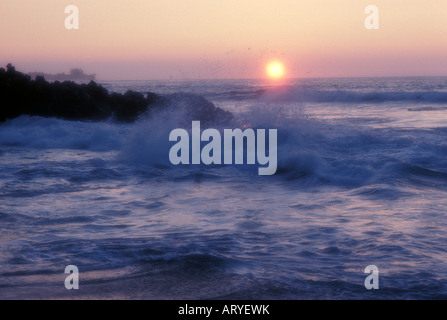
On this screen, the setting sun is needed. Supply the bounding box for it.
[266,61,285,79]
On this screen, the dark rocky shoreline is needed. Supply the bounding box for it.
[0,64,232,124]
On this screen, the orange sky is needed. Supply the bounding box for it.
[1,0,446,79]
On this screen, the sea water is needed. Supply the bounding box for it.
[1,77,447,299]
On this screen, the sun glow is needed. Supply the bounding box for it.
[266,61,285,79]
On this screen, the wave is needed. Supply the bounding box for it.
[0,116,124,151]
[209,86,447,104]
[2,98,447,191]
[408,106,447,112]
[261,88,447,104]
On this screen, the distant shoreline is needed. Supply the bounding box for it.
[27,68,96,82]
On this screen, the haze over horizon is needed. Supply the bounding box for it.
[1,0,447,80]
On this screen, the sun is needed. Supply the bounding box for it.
[266,61,285,79]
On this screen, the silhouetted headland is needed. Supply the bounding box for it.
[28,68,96,82]
[0,64,233,123]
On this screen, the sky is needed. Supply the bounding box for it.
[1,0,447,80]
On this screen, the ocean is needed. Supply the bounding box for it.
[1,77,447,299]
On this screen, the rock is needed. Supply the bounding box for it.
[0,64,233,124]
